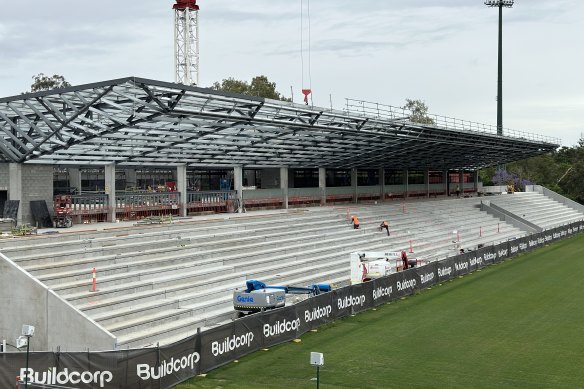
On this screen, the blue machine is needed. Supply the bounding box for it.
[233,280,332,315]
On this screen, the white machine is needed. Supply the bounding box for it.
[350,251,402,285]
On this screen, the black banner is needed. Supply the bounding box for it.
[301,293,335,330]
[334,285,367,318]
[393,268,420,298]
[371,276,397,305]
[2,221,583,388]
[436,257,455,283]
[199,317,259,373]
[415,262,437,290]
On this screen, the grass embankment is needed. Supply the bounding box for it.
[178,235,584,388]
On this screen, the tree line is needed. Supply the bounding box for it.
[480,139,584,204]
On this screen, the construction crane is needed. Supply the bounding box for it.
[173,0,200,85]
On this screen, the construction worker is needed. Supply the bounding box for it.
[401,250,409,270]
[456,184,461,198]
[351,215,360,229]
[379,220,390,236]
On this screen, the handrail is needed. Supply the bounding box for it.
[344,98,561,146]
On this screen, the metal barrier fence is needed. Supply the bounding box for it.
[69,194,108,224]
[186,191,235,214]
[115,192,180,221]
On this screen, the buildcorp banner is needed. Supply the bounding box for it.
[1,221,582,388]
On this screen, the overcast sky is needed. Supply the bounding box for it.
[1,0,582,146]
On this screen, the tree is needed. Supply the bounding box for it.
[29,73,71,92]
[211,75,291,102]
[403,99,435,125]
[480,136,584,203]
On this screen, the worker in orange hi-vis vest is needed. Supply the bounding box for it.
[379,220,390,236]
[351,215,360,229]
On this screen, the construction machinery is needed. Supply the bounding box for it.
[53,195,73,228]
[233,279,332,315]
[350,251,424,284]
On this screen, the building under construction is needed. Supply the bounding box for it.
[0,76,560,226]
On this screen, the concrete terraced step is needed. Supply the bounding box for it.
[30,224,354,281]
[0,209,339,257]
[16,220,351,270]
[114,267,348,348]
[63,232,385,305]
[8,216,334,263]
[45,230,368,293]
[85,237,394,329]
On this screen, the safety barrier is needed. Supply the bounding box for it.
[115,192,179,221]
[68,194,109,223]
[187,191,235,214]
[2,220,582,388]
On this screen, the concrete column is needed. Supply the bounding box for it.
[459,170,464,197]
[234,166,243,213]
[475,170,480,193]
[68,168,82,194]
[125,168,137,190]
[8,163,23,225]
[176,165,188,217]
[318,167,326,205]
[351,168,358,203]
[104,164,116,222]
[379,168,386,202]
[425,168,430,198]
[444,170,449,196]
[280,167,289,210]
[404,169,409,199]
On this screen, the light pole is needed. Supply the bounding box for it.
[484,0,514,136]
[17,325,35,389]
[310,352,324,388]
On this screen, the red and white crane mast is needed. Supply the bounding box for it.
[173,0,200,85]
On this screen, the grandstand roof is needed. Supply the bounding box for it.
[0,77,560,170]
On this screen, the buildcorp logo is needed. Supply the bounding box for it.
[20,368,112,388]
[438,266,452,277]
[373,285,393,300]
[263,318,301,338]
[420,272,435,285]
[396,278,416,291]
[137,351,200,380]
[305,305,333,323]
[338,294,366,309]
[211,332,254,356]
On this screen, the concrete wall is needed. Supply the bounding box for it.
[0,164,9,190]
[0,164,53,225]
[21,165,54,225]
[0,253,117,352]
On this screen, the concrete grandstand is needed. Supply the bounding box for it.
[1,77,579,352]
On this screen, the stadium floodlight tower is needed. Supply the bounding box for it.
[173,0,200,86]
[485,0,514,136]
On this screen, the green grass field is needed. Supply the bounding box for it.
[177,234,584,389]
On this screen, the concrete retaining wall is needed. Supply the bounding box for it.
[0,252,117,352]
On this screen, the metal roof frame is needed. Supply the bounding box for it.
[0,77,560,170]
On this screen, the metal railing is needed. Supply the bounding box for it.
[187,190,235,204]
[70,194,108,214]
[115,192,179,210]
[344,99,561,146]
